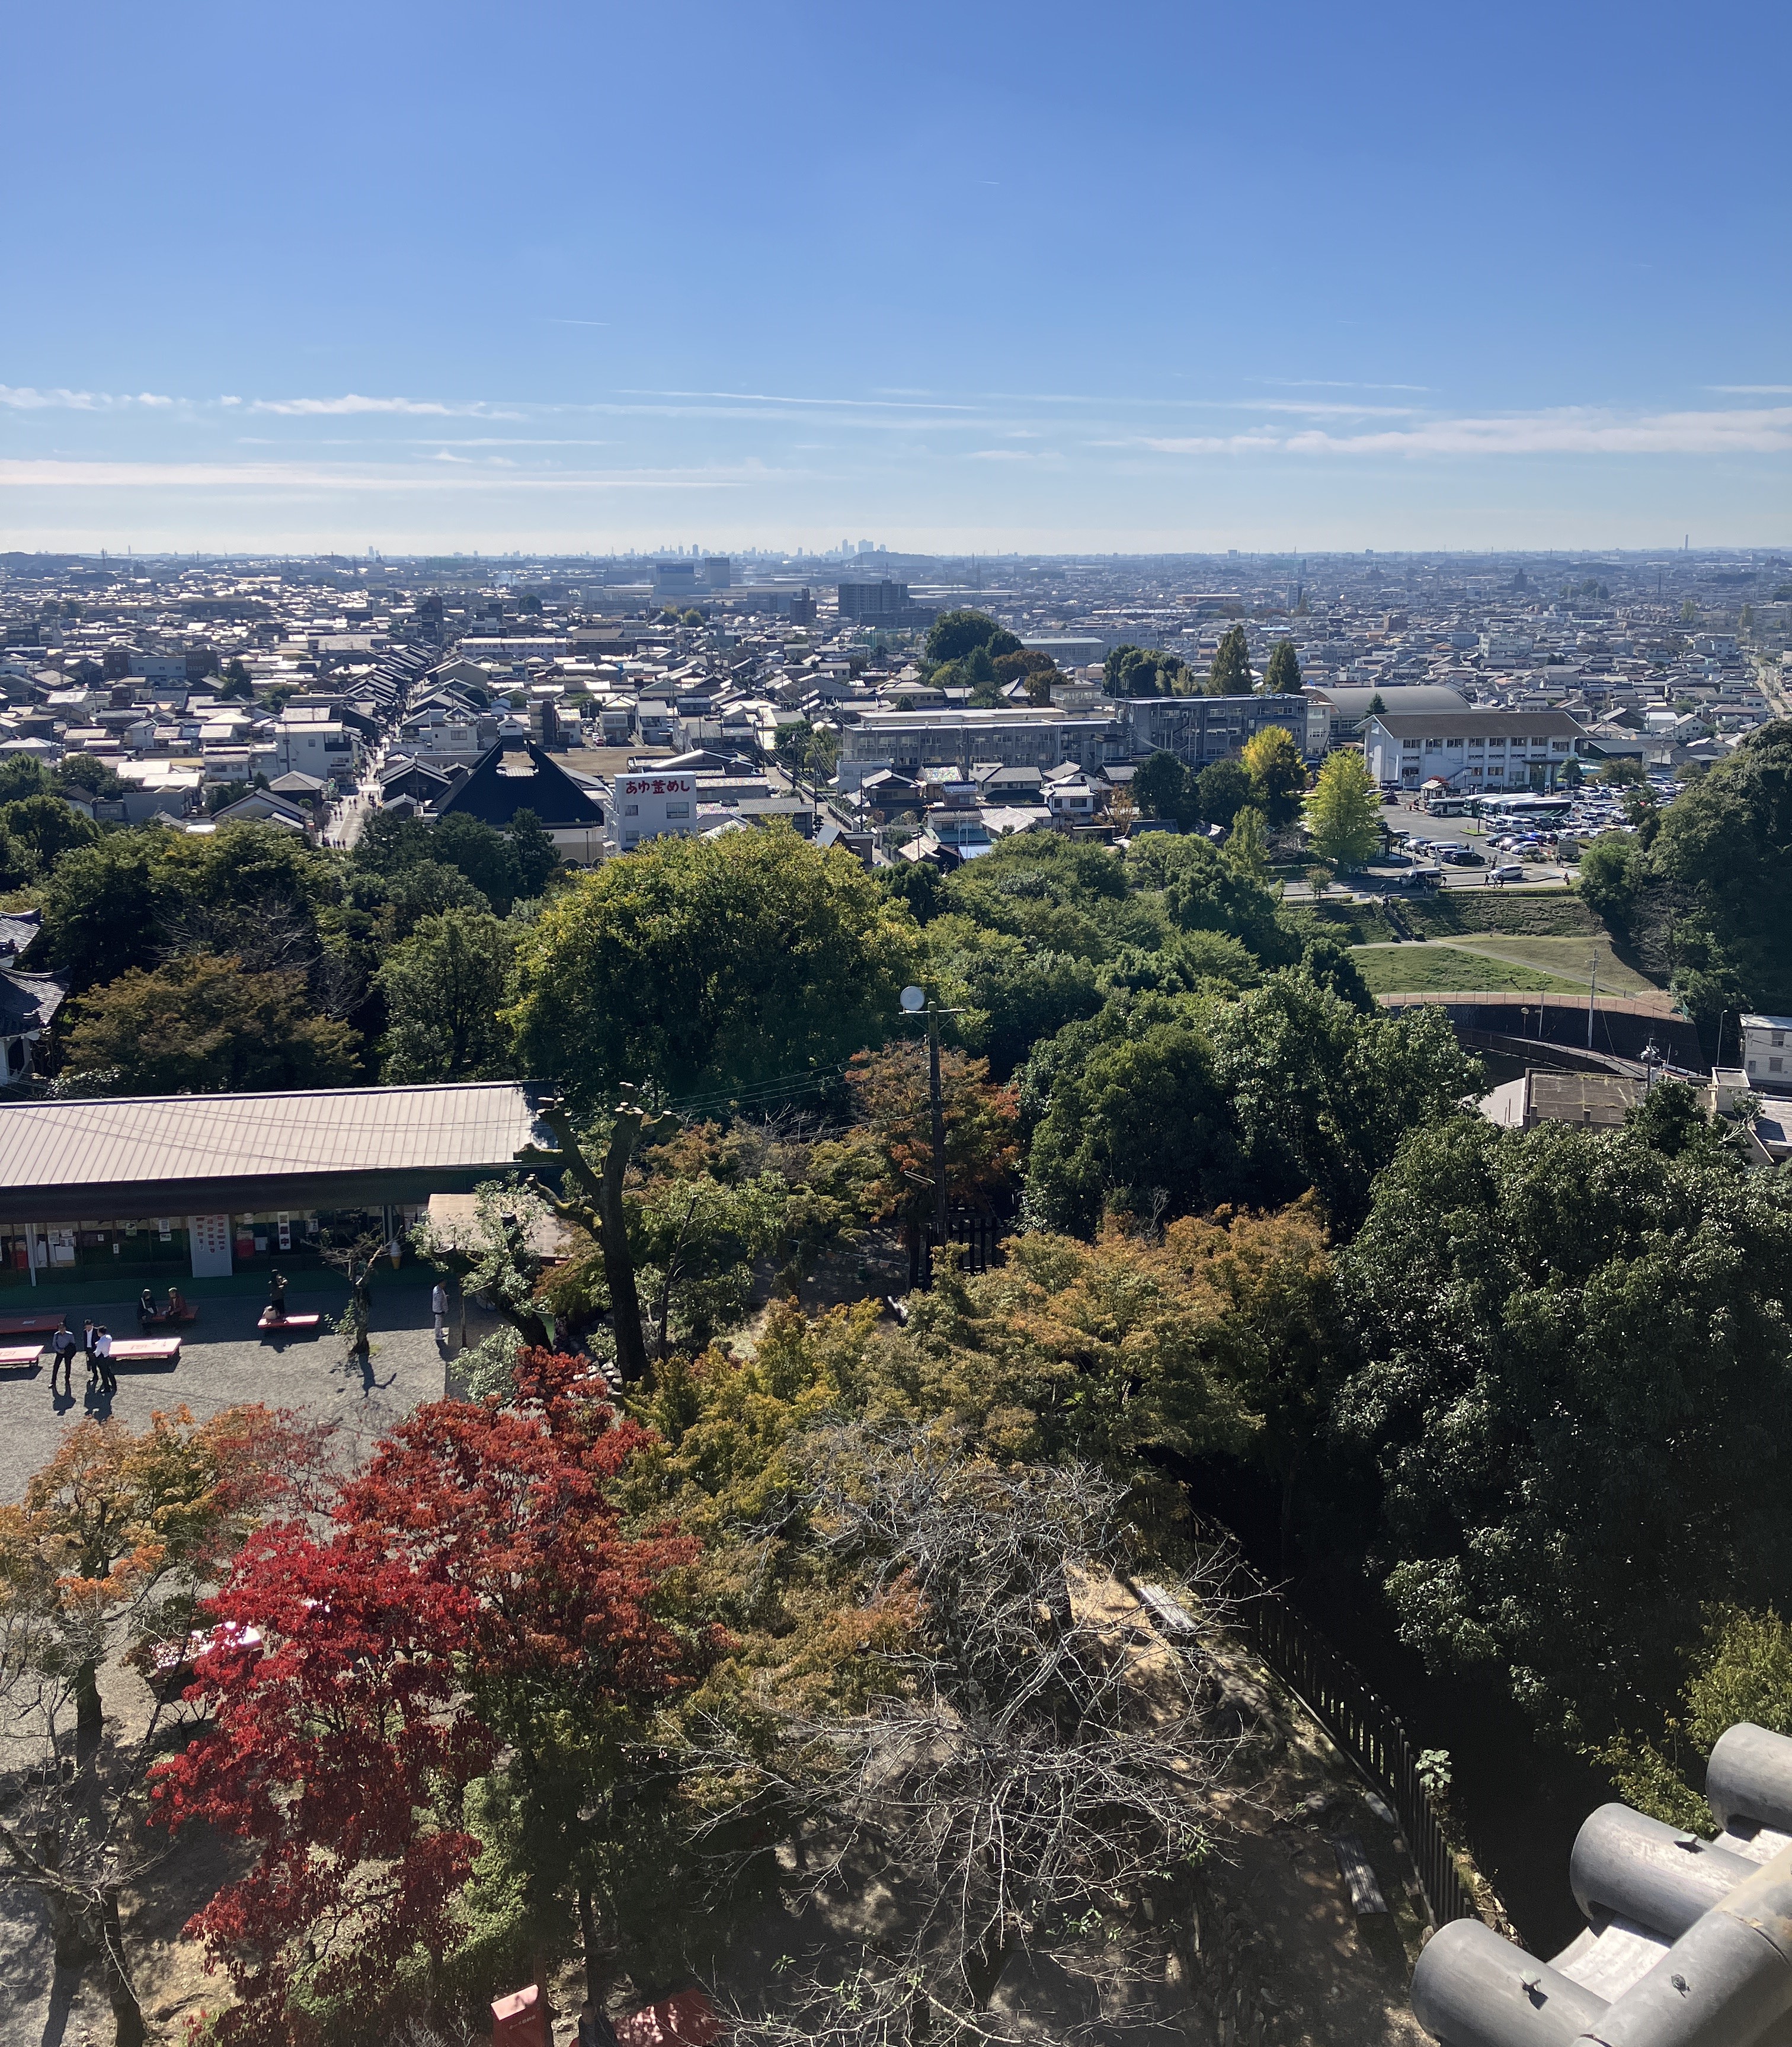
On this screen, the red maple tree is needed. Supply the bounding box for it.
[150,1352,706,2045]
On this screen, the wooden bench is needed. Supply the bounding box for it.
[257,1310,322,1335]
[0,1343,45,1367]
[0,1312,67,1337]
[107,1337,182,1366]
[141,1308,199,1329]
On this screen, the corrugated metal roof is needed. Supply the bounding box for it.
[0,1083,548,1197]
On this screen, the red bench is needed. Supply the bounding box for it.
[108,1337,182,1366]
[0,1312,67,1337]
[258,1310,322,1335]
[0,1343,45,1367]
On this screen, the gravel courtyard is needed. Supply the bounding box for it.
[0,1276,449,1508]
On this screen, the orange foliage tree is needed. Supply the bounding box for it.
[843,1042,1020,1235]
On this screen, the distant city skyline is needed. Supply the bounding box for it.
[4,0,1787,553]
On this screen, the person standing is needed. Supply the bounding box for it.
[431,1279,449,1345]
[50,1322,75,1398]
[82,1318,100,1387]
[95,1326,117,1398]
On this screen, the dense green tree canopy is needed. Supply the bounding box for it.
[376,908,516,1082]
[938,834,1145,960]
[1021,971,1474,1235]
[1024,1007,1235,1232]
[1335,1103,1792,1739]
[1196,758,1251,828]
[1582,723,1792,1026]
[1103,645,1197,699]
[1132,749,1198,827]
[508,828,919,1106]
[924,609,1019,665]
[60,953,360,1094]
[1134,829,1295,962]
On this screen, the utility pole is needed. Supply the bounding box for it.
[900,983,959,1268]
[1588,950,1598,1050]
[928,997,948,1242]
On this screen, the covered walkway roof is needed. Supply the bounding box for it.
[0,1082,553,1223]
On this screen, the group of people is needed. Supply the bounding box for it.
[138,1284,188,1331]
[49,1318,116,1398]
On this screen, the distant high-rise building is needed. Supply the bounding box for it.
[700,557,731,591]
[837,579,937,631]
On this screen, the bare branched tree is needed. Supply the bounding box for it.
[157,895,319,978]
[689,1428,1250,2047]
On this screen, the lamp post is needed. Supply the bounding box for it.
[1641,1037,1663,1094]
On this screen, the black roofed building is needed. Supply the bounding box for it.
[0,969,63,1084]
[379,753,463,806]
[433,741,607,863]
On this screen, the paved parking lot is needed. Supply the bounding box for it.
[0,1277,447,1505]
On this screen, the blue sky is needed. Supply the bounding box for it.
[4,0,1787,555]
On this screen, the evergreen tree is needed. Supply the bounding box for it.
[1208,624,1253,696]
[1263,639,1303,694]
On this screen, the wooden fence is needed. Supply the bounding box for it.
[907,1210,1004,1290]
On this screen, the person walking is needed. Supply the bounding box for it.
[50,1321,76,1398]
[431,1279,449,1345]
[95,1326,117,1398]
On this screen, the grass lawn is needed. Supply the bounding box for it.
[1439,934,1657,994]
[1400,888,1601,938]
[1292,888,1603,947]
[1350,942,1588,997]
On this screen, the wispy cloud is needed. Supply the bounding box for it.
[398,437,612,447]
[0,385,178,411]
[1136,405,1792,458]
[0,457,783,492]
[623,388,977,412]
[1250,378,1432,392]
[1707,384,1792,395]
[248,393,517,418]
[1243,399,1422,418]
